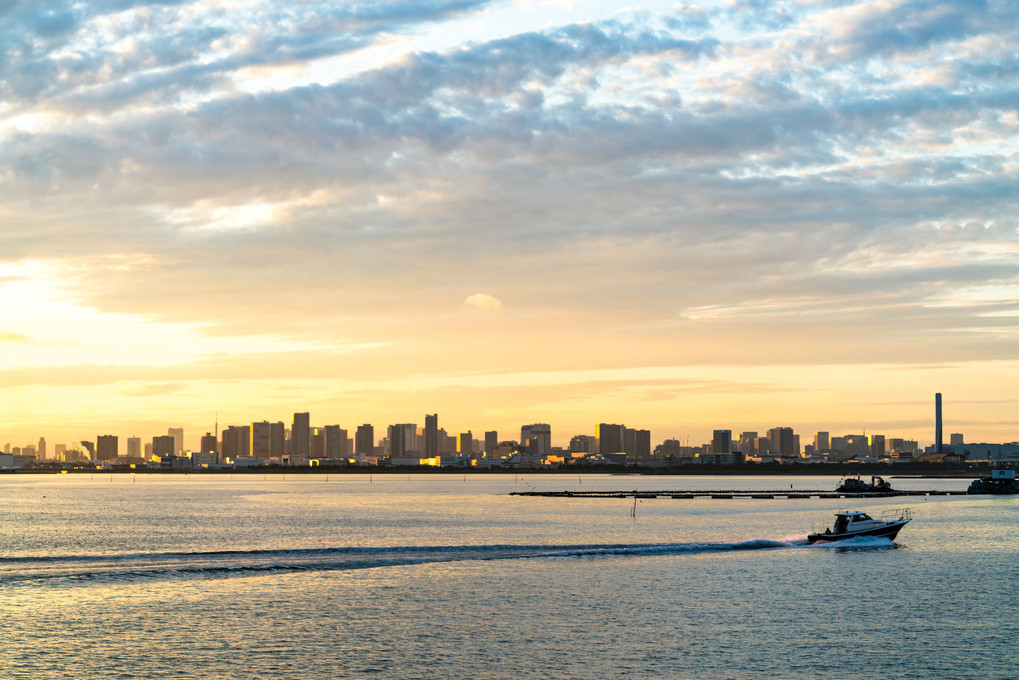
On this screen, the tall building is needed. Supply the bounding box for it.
[935,393,943,453]
[251,421,272,459]
[596,424,625,454]
[712,430,732,454]
[37,437,46,459]
[355,424,374,456]
[634,430,651,460]
[168,427,184,455]
[221,426,250,460]
[325,425,347,458]
[768,427,796,456]
[457,431,473,455]
[269,422,285,458]
[292,412,310,458]
[485,431,498,456]
[870,435,886,457]
[310,428,326,458]
[814,431,830,453]
[520,424,551,456]
[200,432,218,455]
[425,414,439,458]
[127,437,141,458]
[97,435,118,461]
[950,433,964,446]
[622,427,636,456]
[570,435,596,454]
[152,435,175,457]
[386,424,418,457]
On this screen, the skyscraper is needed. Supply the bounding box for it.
[325,425,347,458]
[270,421,285,458]
[425,414,439,458]
[596,423,625,455]
[935,393,943,453]
[251,421,272,459]
[200,432,218,455]
[220,426,249,460]
[485,431,498,456]
[712,430,732,454]
[292,412,310,458]
[355,424,374,456]
[152,435,175,457]
[457,431,473,455]
[520,423,551,456]
[127,437,141,458]
[168,427,184,455]
[768,427,795,456]
[97,435,118,461]
[37,437,46,459]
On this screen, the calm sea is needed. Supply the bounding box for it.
[1,473,1015,679]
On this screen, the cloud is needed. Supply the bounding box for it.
[463,293,503,312]
[0,332,33,342]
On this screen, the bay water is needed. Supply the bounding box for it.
[1,473,1015,679]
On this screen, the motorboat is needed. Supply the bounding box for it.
[807,508,911,543]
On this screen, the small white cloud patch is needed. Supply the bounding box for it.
[464,293,503,312]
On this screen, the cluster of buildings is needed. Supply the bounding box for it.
[3,401,1018,470]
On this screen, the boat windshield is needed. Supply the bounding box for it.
[851,514,872,522]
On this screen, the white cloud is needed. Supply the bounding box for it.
[463,293,504,311]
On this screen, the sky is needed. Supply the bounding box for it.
[1,0,1017,451]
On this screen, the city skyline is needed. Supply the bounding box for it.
[0,397,987,458]
[2,1,1018,447]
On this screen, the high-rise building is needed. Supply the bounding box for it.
[425,414,439,458]
[737,432,758,456]
[292,412,310,458]
[127,437,141,458]
[388,424,418,457]
[935,393,943,454]
[97,435,119,461]
[869,435,886,457]
[37,437,46,459]
[251,421,272,459]
[269,422,285,458]
[520,424,551,456]
[622,427,636,456]
[310,428,326,458]
[712,430,732,454]
[633,429,651,459]
[570,435,596,454]
[596,424,625,454]
[152,435,175,457]
[768,427,795,456]
[325,425,347,458]
[485,431,498,456]
[457,431,473,455]
[200,432,218,455]
[220,426,250,460]
[355,424,374,456]
[950,433,964,446]
[168,427,184,455]
[814,431,830,453]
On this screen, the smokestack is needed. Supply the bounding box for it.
[935,393,943,454]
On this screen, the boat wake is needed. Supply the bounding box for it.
[0,537,839,585]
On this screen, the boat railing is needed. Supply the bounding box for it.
[880,508,911,522]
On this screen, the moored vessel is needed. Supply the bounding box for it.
[807,508,911,543]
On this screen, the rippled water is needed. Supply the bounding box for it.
[1,473,1015,679]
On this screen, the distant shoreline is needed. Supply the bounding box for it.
[4,461,988,477]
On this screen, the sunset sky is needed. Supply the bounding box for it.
[2,0,1017,451]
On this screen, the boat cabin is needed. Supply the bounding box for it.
[833,511,875,534]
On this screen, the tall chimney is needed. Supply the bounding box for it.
[935,393,943,454]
